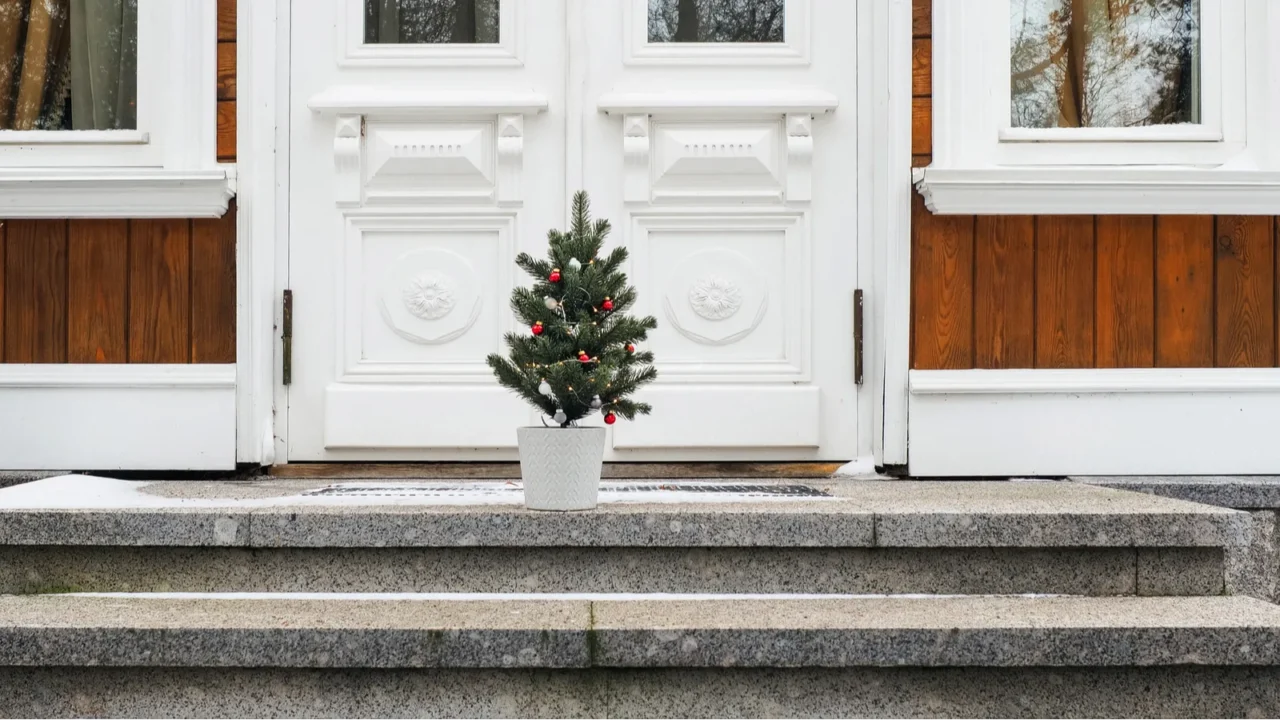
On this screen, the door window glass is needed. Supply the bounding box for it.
[647,0,784,43]
[365,0,500,44]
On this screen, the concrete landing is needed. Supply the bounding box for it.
[0,475,1244,548]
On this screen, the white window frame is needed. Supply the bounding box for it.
[0,0,232,218]
[915,0,1280,215]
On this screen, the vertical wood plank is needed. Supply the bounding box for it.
[1216,216,1276,368]
[1095,216,1155,368]
[217,100,236,161]
[911,191,974,369]
[912,98,932,155]
[5,220,67,363]
[216,41,236,100]
[1154,216,1214,367]
[191,207,237,363]
[1035,215,1095,368]
[974,216,1034,368]
[912,0,931,37]
[912,39,932,97]
[67,220,128,363]
[129,219,191,363]
[217,0,236,40]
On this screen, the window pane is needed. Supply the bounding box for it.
[1011,0,1200,129]
[0,0,138,131]
[648,0,784,43]
[365,0,500,44]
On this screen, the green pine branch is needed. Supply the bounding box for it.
[486,191,658,427]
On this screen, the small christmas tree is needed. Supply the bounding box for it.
[487,192,658,427]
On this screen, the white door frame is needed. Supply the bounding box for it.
[233,0,915,468]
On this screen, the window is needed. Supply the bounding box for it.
[364,0,500,45]
[915,0,1280,215]
[625,0,808,64]
[646,0,785,43]
[0,0,229,218]
[1010,0,1200,130]
[1,0,138,131]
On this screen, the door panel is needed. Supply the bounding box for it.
[582,0,860,459]
[288,0,859,460]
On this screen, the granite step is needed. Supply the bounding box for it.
[0,475,1246,596]
[4,593,1280,717]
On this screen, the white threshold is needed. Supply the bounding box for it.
[0,166,236,219]
[0,364,237,471]
[908,368,1280,476]
[912,167,1280,215]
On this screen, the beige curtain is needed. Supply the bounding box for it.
[69,0,136,130]
[0,0,132,131]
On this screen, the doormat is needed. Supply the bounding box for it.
[302,481,832,503]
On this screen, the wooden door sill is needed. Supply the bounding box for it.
[268,462,843,480]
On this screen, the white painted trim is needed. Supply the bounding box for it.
[236,0,288,466]
[913,167,1280,216]
[908,369,1280,476]
[307,87,550,116]
[0,168,234,219]
[0,131,150,145]
[0,365,236,471]
[597,89,838,116]
[0,364,235,388]
[860,0,912,468]
[911,368,1280,395]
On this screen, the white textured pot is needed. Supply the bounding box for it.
[517,426,604,511]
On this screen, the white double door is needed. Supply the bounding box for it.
[288,0,861,461]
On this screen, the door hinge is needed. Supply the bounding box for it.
[282,289,293,386]
[853,289,864,386]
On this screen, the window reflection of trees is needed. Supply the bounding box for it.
[648,0,784,43]
[365,0,500,44]
[1011,0,1199,129]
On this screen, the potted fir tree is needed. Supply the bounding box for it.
[487,192,658,511]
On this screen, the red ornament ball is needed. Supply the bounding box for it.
[604,412,617,425]
[578,351,591,364]
[601,297,614,311]
[549,269,562,282]
[531,322,544,336]
[626,343,636,353]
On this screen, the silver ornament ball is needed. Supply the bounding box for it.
[553,410,567,425]
[590,395,603,409]
[568,258,582,270]
[538,380,553,397]
[543,296,559,309]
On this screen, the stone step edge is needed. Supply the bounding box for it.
[2,594,1277,669]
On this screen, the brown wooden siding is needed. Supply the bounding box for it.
[911,0,1280,370]
[0,3,237,364]
[0,213,236,363]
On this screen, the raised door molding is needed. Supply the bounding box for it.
[308,88,549,207]
[596,88,838,117]
[599,89,836,205]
